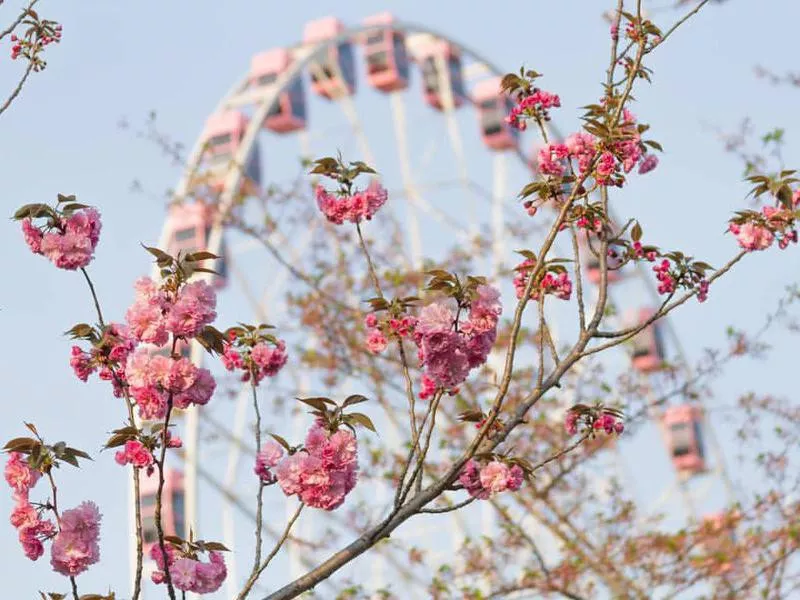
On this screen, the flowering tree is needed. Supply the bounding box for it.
[4,1,800,599]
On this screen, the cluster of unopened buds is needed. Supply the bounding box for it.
[565,406,625,436]
[632,240,658,262]
[505,88,561,131]
[575,215,604,232]
[10,21,62,70]
[459,459,524,500]
[221,330,288,385]
[652,258,710,302]
[69,323,135,396]
[363,312,416,354]
[514,259,573,302]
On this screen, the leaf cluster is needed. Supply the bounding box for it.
[4,423,91,471]
[294,394,376,438]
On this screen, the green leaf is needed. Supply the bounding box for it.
[65,323,95,339]
[268,433,292,451]
[631,222,642,242]
[342,394,369,408]
[185,251,219,262]
[202,541,230,552]
[12,203,51,220]
[3,437,40,454]
[141,244,174,266]
[296,397,336,412]
[346,412,376,433]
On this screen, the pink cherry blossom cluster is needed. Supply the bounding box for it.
[315,180,388,225]
[69,323,135,396]
[113,433,181,475]
[505,88,561,131]
[126,277,217,346]
[729,205,798,252]
[151,544,227,594]
[254,440,284,484]
[534,114,658,187]
[221,334,288,385]
[5,452,53,561]
[274,422,358,511]
[114,440,154,470]
[514,259,573,302]
[125,348,216,421]
[459,459,523,500]
[21,206,101,270]
[412,284,502,391]
[4,454,102,576]
[363,312,416,355]
[50,501,102,577]
[418,373,438,401]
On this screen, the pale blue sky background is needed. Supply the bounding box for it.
[1,1,799,598]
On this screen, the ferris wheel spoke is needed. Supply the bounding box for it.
[389,91,425,270]
[435,52,478,238]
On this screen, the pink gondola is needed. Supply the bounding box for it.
[302,17,356,99]
[200,111,261,195]
[473,77,518,150]
[663,404,706,475]
[362,12,410,93]
[416,39,465,110]
[628,308,665,373]
[140,469,185,554]
[165,202,228,289]
[250,48,306,133]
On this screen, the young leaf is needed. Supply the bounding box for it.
[342,394,369,408]
[268,433,292,451]
[346,412,376,433]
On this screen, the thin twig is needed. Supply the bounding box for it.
[0,60,33,118]
[0,0,38,41]
[418,496,476,514]
[649,0,710,52]
[154,376,178,600]
[238,503,305,599]
[80,267,105,327]
[356,221,383,297]
[248,378,266,586]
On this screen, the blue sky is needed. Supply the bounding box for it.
[1,0,800,597]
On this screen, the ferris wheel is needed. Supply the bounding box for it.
[132,12,738,599]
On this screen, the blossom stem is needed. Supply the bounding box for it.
[394,390,441,507]
[355,222,383,298]
[80,267,105,327]
[154,387,177,600]
[248,377,266,586]
[80,267,143,598]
